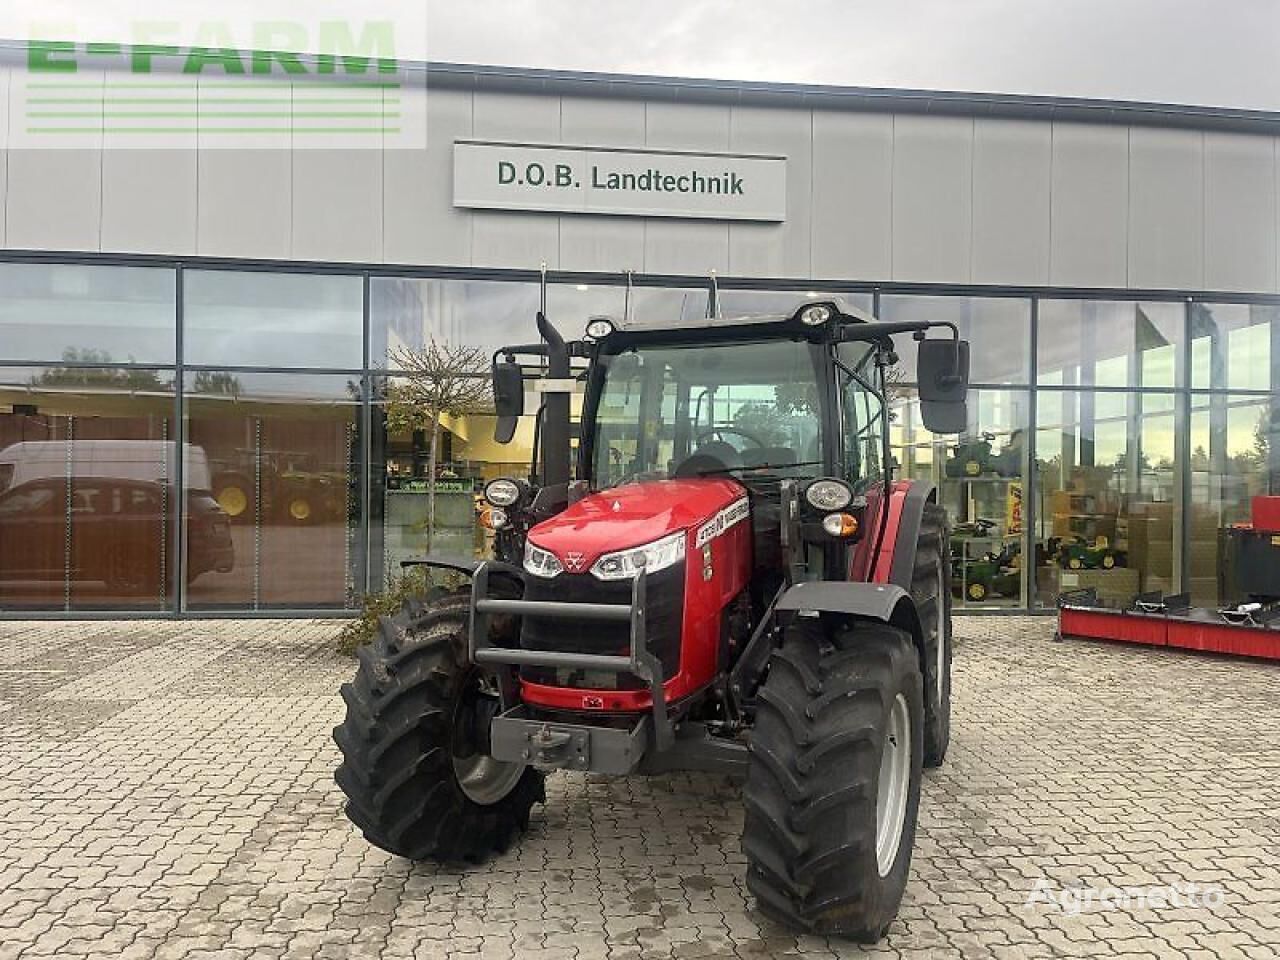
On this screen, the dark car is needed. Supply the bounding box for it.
[0,477,233,596]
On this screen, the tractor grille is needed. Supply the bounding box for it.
[520,563,685,690]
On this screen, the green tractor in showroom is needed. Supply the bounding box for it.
[334,300,970,940]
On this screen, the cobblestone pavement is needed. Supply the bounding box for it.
[2,616,1278,960]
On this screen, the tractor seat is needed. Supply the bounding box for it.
[673,440,741,478]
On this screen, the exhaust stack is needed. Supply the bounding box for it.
[535,311,572,490]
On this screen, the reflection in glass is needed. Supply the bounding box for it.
[371,278,713,368]
[879,295,1030,385]
[0,262,176,365]
[0,366,178,610]
[891,387,1029,609]
[716,289,873,317]
[183,372,361,610]
[184,271,363,369]
[1034,390,1180,607]
[1190,303,1277,392]
[1038,300,1183,389]
[1190,395,1276,605]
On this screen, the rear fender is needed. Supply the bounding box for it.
[775,580,925,670]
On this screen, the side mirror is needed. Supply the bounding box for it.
[492,359,524,443]
[917,338,970,434]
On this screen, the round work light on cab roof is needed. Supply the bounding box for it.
[798,303,833,326]
[585,317,615,340]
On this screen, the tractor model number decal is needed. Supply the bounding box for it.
[695,497,750,547]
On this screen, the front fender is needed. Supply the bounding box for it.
[777,580,909,622]
[400,554,481,576]
[776,580,924,656]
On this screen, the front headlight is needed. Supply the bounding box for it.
[805,477,854,512]
[523,540,564,578]
[484,477,523,508]
[590,531,686,581]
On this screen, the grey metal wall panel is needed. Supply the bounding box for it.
[1204,132,1277,293]
[972,119,1051,285]
[471,92,561,269]
[6,68,101,251]
[195,74,292,260]
[293,149,383,264]
[7,148,102,252]
[385,86,471,268]
[0,68,9,248]
[810,110,892,281]
[197,148,292,260]
[728,106,811,279]
[1128,128,1204,290]
[1049,123,1129,288]
[891,115,973,283]
[642,102,730,276]
[557,98,645,273]
[101,150,197,255]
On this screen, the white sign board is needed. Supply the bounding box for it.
[453,140,786,221]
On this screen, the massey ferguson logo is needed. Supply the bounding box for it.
[565,551,586,572]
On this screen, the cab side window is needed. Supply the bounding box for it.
[839,344,886,491]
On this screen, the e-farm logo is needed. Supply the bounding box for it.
[16,19,425,148]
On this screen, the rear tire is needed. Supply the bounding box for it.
[912,502,952,768]
[333,593,544,861]
[742,619,924,941]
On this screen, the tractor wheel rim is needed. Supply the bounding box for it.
[452,671,525,806]
[289,498,311,521]
[876,692,911,877]
[217,487,247,517]
[454,752,525,806]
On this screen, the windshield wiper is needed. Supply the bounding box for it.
[695,460,824,476]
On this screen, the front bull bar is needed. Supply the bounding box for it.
[468,561,675,773]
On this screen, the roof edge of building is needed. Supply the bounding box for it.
[1,38,1277,135]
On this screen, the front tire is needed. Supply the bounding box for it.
[742,620,924,941]
[333,594,544,861]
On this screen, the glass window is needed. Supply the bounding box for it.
[891,386,1029,609]
[184,271,363,369]
[1190,394,1275,606]
[371,278,712,369]
[590,339,823,488]
[1190,303,1277,392]
[183,371,361,611]
[717,289,873,318]
[838,342,885,492]
[0,263,175,365]
[0,365,177,611]
[878,295,1030,385]
[1038,300,1184,389]
[1034,389,1180,608]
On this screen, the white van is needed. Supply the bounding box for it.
[0,440,213,494]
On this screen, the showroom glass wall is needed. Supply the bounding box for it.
[0,257,1276,615]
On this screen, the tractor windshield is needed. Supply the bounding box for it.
[589,339,824,489]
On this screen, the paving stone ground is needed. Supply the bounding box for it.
[1,615,1278,960]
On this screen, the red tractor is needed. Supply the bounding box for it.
[335,300,970,940]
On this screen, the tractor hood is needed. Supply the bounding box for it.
[527,478,745,572]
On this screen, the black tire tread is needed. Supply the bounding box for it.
[742,620,923,941]
[913,502,952,767]
[333,591,544,862]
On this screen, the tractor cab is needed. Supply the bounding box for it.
[336,297,970,942]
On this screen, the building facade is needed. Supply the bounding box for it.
[0,54,1277,615]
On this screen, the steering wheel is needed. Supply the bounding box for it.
[696,427,767,452]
